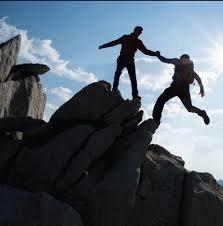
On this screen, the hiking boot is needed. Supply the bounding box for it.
[200,110,210,125]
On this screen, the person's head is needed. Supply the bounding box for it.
[180,54,193,65]
[133,26,143,37]
[180,54,190,60]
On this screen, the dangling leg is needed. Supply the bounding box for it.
[178,86,210,125]
[113,57,125,92]
[152,86,176,125]
[126,61,139,99]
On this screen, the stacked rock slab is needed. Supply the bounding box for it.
[0,81,158,226]
[7,63,50,82]
[127,144,223,226]
[0,36,47,141]
[0,79,223,226]
[0,35,21,82]
[0,36,46,120]
[127,144,186,226]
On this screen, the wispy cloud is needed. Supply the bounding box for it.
[0,17,97,84]
[49,86,73,102]
[135,57,159,63]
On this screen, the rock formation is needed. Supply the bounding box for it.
[0,36,223,226]
[0,36,48,140]
[7,63,50,82]
[0,185,83,226]
[218,179,223,187]
[0,35,21,82]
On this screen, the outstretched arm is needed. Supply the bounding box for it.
[157,54,180,65]
[99,36,123,49]
[193,71,205,97]
[138,41,158,56]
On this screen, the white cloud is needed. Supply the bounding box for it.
[153,127,223,180]
[49,86,73,102]
[121,64,173,91]
[0,17,97,84]
[209,108,223,115]
[43,102,58,122]
[135,57,158,63]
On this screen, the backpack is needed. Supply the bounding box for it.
[176,60,194,85]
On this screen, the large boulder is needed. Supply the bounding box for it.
[0,80,158,226]
[127,144,185,226]
[58,119,157,226]
[181,171,223,226]
[7,125,95,191]
[0,76,45,119]
[49,81,123,123]
[0,35,21,82]
[0,185,83,226]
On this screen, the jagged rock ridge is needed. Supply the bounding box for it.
[0,36,222,226]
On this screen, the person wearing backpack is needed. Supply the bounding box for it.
[152,53,210,126]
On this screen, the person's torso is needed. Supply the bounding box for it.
[119,35,141,59]
[172,63,194,85]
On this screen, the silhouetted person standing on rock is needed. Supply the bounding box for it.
[99,26,160,99]
[153,53,210,126]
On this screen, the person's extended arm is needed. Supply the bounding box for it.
[99,36,123,49]
[157,54,180,65]
[138,41,157,56]
[193,71,205,97]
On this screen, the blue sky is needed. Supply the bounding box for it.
[0,1,223,179]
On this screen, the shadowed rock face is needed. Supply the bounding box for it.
[0,185,83,226]
[1,80,222,226]
[0,35,21,82]
[128,144,186,226]
[0,36,223,226]
[180,171,223,226]
[8,63,50,81]
[0,80,158,226]
[128,145,223,226]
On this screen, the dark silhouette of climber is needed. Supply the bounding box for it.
[99,26,160,99]
[153,53,210,125]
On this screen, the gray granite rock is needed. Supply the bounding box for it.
[7,63,50,81]
[0,35,21,82]
[181,171,223,226]
[50,80,123,123]
[0,76,45,119]
[127,144,185,226]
